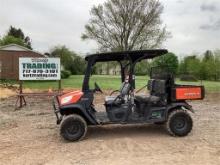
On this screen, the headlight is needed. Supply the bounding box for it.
[61,95,73,105]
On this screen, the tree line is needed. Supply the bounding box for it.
[91,51,220,82]
[1,26,219,81]
[179,50,220,81]
[1,0,219,81]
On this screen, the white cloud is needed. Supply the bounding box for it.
[161,0,220,56]
[0,0,103,55]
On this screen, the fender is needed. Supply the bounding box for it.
[59,104,97,125]
[165,102,194,118]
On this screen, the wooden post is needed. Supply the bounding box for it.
[16,80,26,109]
[19,80,23,108]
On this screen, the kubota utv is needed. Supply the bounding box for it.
[53,50,205,141]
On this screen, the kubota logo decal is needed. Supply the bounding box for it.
[184,92,200,96]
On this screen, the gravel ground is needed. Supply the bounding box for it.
[0,93,219,165]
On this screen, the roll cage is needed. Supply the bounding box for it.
[82,49,168,92]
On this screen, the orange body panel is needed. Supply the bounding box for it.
[175,87,202,100]
[58,90,84,106]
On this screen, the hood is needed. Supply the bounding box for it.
[58,90,84,106]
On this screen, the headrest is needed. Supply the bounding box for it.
[152,80,166,94]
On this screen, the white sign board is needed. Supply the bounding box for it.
[19,58,60,80]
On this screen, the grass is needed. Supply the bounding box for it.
[1,75,220,92]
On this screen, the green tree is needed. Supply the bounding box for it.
[135,60,152,75]
[179,55,202,79]
[214,50,220,81]
[50,46,86,75]
[82,0,169,51]
[178,50,220,81]
[0,26,32,49]
[8,26,25,39]
[71,56,86,74]
[0,35,26,47]
[200,50,219,80]
[50,46,75,73]
[152,52,178,74]
[203,50,214,61]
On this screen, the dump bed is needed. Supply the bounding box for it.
[171,85,205,101]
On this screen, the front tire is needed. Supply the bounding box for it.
[60,114,87,142]
[166,109,193,137]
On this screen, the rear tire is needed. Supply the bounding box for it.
[60,114,87,142]
[166,109,193,137]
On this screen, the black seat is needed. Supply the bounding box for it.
[105,82,130,105]
[135,79,167,104]
[135,95,160,104]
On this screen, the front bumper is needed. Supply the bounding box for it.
[52,96,63,124]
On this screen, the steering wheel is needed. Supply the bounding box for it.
[94,82,103,93]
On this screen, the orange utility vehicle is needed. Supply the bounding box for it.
[53,50,205,141]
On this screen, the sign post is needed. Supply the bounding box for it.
[16,57,61,109]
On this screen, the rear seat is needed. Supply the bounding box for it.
[135,79,166,104]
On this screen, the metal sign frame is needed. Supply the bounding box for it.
[15,57,62,109]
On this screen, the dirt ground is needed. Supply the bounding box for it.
[0,92,219,165]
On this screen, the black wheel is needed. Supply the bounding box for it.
[60,114,87,141]
[166,109,193,137]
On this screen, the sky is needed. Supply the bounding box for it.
[0,0,219,57]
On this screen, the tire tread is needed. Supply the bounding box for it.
[166,109,193,137]
[60,114,87,141]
